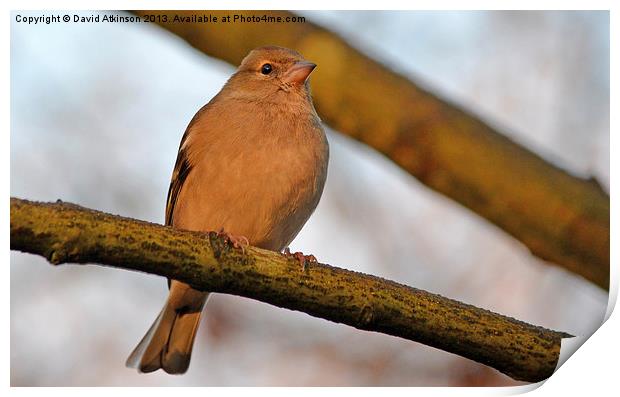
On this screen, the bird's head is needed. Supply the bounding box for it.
[224,46,317,103]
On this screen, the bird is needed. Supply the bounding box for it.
[126,46,329,374]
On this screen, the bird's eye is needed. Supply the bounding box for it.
[261,63,273,75]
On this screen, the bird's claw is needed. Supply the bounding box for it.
[284,247,317,271]
[217,228,249,253]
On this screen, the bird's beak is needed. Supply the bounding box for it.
[282,61,317,85]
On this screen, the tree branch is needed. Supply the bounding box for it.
[127,10,609,290]
[11,197,571,382]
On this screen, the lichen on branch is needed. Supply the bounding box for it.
[10,197,571,382]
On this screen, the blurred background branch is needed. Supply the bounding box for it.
[11,197,570,383]
[129,10,609,290]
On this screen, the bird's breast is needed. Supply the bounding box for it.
[172,101,328,251]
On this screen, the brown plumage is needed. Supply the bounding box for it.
[126,46,329,374]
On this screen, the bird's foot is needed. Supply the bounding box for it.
[217,228,249,253]
[283,247,317,271]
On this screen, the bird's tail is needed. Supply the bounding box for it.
[126,281,209,374]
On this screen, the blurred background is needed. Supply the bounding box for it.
[10,10,609,386]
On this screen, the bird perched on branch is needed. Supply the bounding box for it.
[126,46,329,374]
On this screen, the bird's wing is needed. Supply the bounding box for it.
[165,108,207,226]
[165,144,192,226]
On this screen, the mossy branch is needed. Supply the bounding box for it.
[11,197,571,382]
[127,10,609,290]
